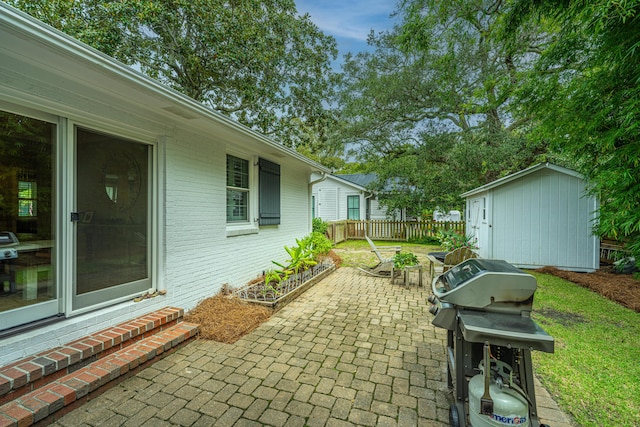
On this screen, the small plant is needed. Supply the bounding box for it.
[301,231,333,256]
[264,269,284,285]
[273,237,318,276]
[437,230,478,251]
[265,232,333,291]
[393,252,419,269]
[261,270,285,296]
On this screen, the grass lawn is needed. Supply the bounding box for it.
[334,240,640,427]
[530,271,640,427]
[334,239,440,267]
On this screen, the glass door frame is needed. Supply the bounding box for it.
[0,102,62,331]
[64,120,159,317]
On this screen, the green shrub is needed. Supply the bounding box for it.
[408,235,441,245]
[312,217,328,234]
[301,231,333,257]
[269,232,333,282]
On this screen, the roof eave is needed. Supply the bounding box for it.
[460,163,585,198]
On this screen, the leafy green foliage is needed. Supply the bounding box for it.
[437,230,477,251]
[312,218,328,235]
[8,0,339,150]
[392,252,419,269]
[270,232,332,279]
[502,0,640,263]
[407,235,441,245]
[334,0,549,214]
[301,231,333,256]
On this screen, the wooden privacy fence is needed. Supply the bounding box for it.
[326,220,466,244]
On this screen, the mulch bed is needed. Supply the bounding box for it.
[535,266,640,312]
[184,294,272,343]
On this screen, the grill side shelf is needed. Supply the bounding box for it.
[458,310,555,353]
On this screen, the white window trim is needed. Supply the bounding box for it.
[226,153,259,237]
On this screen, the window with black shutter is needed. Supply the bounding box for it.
[258,158,280,225]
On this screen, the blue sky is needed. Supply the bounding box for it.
[295,0,400,67]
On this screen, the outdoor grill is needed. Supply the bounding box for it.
[428,258,554,427]
[0,231,19,294]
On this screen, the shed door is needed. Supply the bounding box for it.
[468,196,490,257]
[468,197,482,242]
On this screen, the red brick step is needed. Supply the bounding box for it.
[0,307,199,427]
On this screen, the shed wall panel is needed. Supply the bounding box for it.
[489,169,597,271]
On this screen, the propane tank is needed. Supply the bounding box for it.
[468,360,530,427]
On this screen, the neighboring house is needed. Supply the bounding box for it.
[0,5,330,364]
[433,209,461,222]
[311,173,405,221]
[461,163,600,272]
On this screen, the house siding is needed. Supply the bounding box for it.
[369,199,387,220]
[313,178,366,221]
[163,131,312,311]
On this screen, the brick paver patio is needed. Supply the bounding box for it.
[50,268,574,427]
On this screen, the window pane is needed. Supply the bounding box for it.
[347,196,360,220]
[227,189,248,222]
[18,200,36,217]
[226,155,248,189]
[0,110,56,317]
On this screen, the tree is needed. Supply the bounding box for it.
[502,0,640,261]
[334,0,548,215]
[8,0,339,149]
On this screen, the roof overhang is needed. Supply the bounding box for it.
[325,174,369,192]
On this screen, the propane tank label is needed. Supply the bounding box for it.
[491,414,528,425]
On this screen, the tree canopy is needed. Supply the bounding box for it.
[8,0,339,152]
[334,0,548,216]
[502,0,640,260]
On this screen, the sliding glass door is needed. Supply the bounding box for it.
[0,110,155,331]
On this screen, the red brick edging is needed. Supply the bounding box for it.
[0,307,200,427]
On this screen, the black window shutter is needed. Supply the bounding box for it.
[259,158,281,225]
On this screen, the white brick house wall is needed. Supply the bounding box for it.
[0,5,328,364]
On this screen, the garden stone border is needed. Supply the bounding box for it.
[234,261,336,310]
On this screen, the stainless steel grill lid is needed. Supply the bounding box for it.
[433,258,537,310]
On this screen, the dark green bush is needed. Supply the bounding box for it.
[312,217,328,234]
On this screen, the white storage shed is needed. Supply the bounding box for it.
[461,163,600,272]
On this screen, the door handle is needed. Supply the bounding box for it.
[70,212,81,222]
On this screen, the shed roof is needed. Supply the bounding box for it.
[460,163,585,198]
